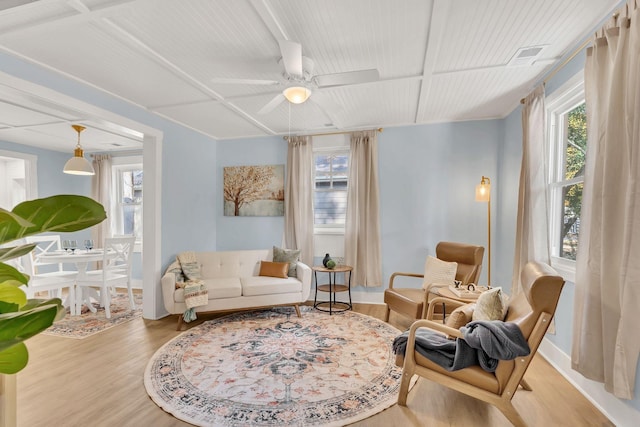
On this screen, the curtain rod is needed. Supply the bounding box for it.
[520,36,593,104]
[283,127,383,140]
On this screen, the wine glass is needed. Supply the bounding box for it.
[68,240,78,254]
[84,239,94,252]
[62,240,70,253]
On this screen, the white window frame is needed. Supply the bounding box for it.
[546,72,585,283]
[111,155,143,252]
[313,147,349,234]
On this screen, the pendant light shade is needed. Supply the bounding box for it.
[64,125,95,175]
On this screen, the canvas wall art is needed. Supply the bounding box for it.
[223,164,284,216]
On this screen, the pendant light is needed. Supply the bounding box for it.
[63,124,95,175]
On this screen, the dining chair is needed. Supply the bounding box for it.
[75,236,136,318]
[17,247,76,311]
[25,235,78,279]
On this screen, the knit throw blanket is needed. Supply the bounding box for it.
[165,251,208,323]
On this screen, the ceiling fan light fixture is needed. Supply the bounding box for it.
[63,124,95,176]
[283,86,311,104]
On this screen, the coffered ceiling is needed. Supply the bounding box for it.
[0,0,622,151]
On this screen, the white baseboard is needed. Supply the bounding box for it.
[538,339,639,427]
[131,279,143,289]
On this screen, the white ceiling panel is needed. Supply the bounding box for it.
[153,101,270,140]
[0,0,624,147]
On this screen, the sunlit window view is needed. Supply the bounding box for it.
[559,103,586,260]
[314,153,348,226]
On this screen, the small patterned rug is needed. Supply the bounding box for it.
[42,292,142,339]
[145,307,411,426]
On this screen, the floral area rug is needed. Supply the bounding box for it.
[42,292,142,339]
[145,307,411,426]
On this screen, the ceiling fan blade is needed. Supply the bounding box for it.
[278,40,303,77]
[315,69,379,88]
[258,94,285,115]
[211,78,280,85]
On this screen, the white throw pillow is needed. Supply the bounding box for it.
[422,256,458,290]
[472,287,507,321]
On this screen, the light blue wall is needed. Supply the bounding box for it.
[216,136,287,250]
[215,120,503,295]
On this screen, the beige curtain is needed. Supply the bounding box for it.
[511,85,550,295]
[572,1,640,400]
[91,154,112,247]
[283,136,314,267]
[345,130,382,287]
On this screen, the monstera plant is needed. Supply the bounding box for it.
[0,195,106,375]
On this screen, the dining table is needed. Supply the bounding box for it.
[36,249,115,315]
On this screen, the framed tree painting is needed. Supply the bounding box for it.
[223,164,284,216]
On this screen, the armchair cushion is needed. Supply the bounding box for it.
[473,287,507,321]
[445,303,476,329]
[422,256,457,290]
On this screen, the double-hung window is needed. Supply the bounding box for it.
[546,73,587,280]
[314,150,349,229]
[111,156,143,251]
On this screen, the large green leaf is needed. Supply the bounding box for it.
[22,298,65,322]
[0,262,29,286]
[0,283,27,309]
[0,243,36,263]
[0,342,28,374]
[0,195,106,245]
[0,303,59,352]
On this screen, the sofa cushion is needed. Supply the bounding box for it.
[241,276,302,297]
[273,246,300,277]
[174,277,242,302]
[259,261,289,278]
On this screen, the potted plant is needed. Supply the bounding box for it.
[0,195,106,426]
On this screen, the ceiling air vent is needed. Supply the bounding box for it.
[508,45,548,67]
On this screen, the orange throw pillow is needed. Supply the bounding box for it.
[259,261,289,278]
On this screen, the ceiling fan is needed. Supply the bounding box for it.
[211,40,379,114]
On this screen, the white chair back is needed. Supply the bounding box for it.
[25,235,66,274]
[103,236,135,280]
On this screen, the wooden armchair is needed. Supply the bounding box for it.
[383,241,484,322]
[396,261,565,426]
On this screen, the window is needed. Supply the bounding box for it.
[111,156,143,249]
[547,73,586,279]
[314,151,349,228]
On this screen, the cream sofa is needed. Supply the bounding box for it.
[161,249,312,329]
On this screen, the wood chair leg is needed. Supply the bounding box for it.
[496,401,527,427]
[176,314,184,331]
[384,305,390,322]
[397,370,414,406]
[519,378,532,391]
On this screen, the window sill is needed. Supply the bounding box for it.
[314,228,345,236]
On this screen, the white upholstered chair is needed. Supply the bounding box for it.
[75,236,136,318]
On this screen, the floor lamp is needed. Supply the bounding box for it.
[475,176,491,288]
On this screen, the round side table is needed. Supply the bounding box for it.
[312,265,353,315]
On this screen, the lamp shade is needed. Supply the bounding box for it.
[63,151,95,175]
[475,177,491,202]
[63,124,95,175]
[283,86,311,104]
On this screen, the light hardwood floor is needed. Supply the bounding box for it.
[16,302,613,427]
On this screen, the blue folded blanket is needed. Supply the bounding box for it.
[392,320,530,372]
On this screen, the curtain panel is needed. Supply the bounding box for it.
[344,130,382,287]
[572,1,640,400]
[91,154,112,246]
[283,136,314,267]
[512,85,551,296]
